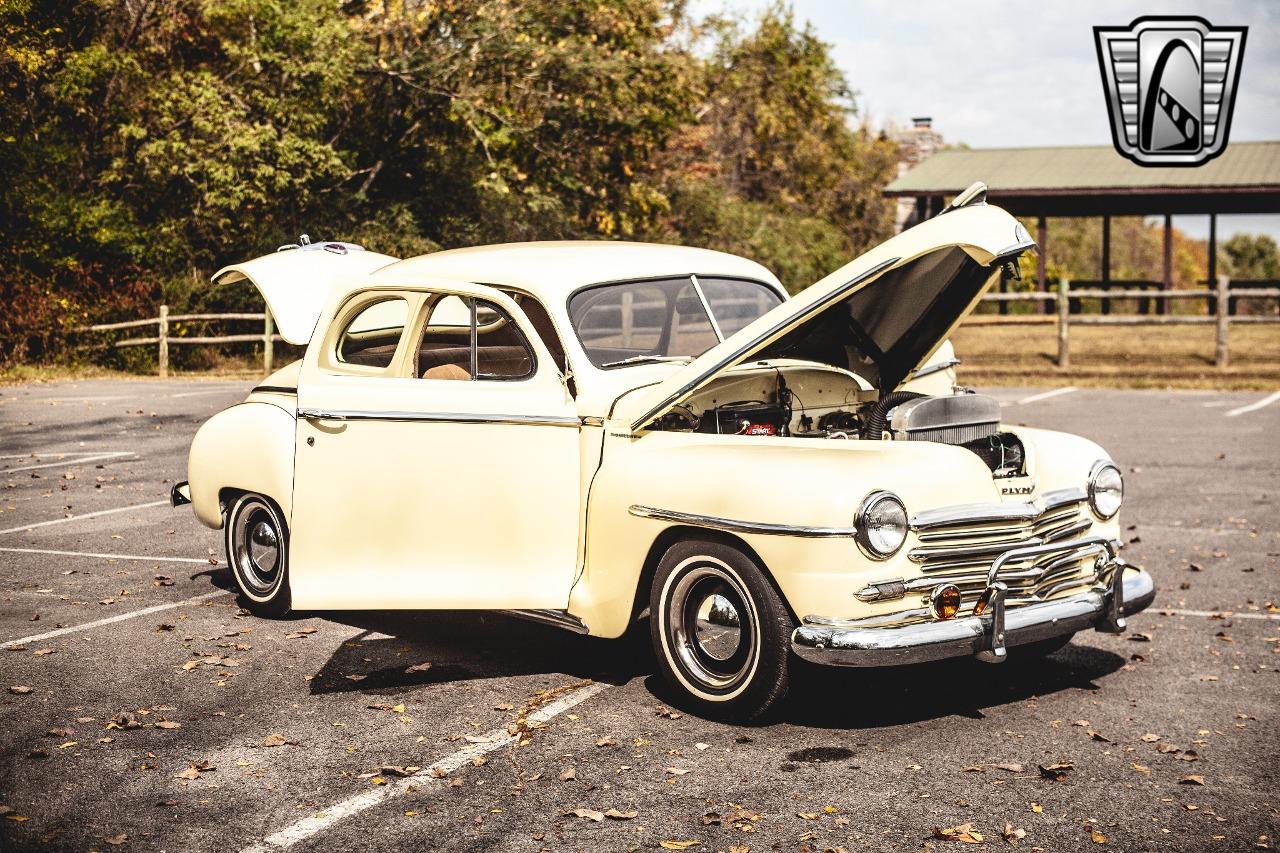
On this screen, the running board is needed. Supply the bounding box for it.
[502,609,590,635]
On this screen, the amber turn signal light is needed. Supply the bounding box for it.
[930,584,962,620]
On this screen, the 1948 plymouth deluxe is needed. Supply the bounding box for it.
[173,185,1153,719]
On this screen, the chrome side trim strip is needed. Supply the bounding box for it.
[502,609,589,634]
[297,408,580,428]
[629,504,857,539]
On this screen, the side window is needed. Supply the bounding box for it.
[336,297,409,370]
[416,295,535,381]
[502,291,567,370]
[475,301,534,379]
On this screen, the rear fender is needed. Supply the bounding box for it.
[188,402,296,529]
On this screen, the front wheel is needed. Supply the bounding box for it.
[650,540,795,721]
[225,493,291,617]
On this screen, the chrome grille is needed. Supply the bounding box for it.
[908,490,1098,608]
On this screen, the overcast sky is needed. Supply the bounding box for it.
[695,0,1280,241]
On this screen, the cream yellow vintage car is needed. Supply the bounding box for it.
[173,189,1153,719]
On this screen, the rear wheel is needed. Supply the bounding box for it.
[225,493,291,617]
[650,540,794,721]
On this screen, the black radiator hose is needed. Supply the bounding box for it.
[860,391,927,441]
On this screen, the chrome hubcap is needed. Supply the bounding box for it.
[666,562,758,694]
[233,502,281,595]
[694,593,742,661]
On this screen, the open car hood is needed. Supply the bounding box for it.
[212,242,399,345]
[613,203,1035,431]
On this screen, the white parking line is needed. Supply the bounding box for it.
[1225,391,1280,418]
[40,395,136,403]
[2,451,134,474]
[0,546,208,564]
[1,589,230,649]
[1017,387,1078,405]
[0,499,169,536]
[1158,608,1280,621]
[170,388,243,399]
[240,681,611,852]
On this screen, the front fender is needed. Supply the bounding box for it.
[187,402,296,529]
[574,431,999,637]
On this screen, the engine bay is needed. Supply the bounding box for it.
[650,362,1026,477]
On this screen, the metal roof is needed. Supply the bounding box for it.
[885,141,1280,194]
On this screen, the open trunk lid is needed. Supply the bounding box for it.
[613,202,1035,432]
[212,241,399,345]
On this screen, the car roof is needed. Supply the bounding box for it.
[364,241,785,303]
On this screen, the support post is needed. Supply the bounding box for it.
[1101,215,1111,315]
[263,310,274,375]
[1056,277,1070,369]
[1161,214,1173,316]
[158,304,169,379]
[1215,275,1230,369]
[621,290,633,348]
[1037,216,1048,315]
[1207,213,1218,315]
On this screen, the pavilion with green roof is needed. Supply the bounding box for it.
[884,141,1280,313]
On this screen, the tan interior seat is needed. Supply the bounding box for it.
[422,363,471,381]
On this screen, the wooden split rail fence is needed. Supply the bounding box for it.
[79,275,1279,377]
[968,275,1280,369]
[79,308,277,378]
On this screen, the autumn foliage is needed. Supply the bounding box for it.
[0,0,900,366]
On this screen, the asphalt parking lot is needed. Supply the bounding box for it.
[0,378,1276,852]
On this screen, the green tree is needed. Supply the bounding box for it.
[1220,233,1280,280]
[0,0,903,364]
[659,3,898,290]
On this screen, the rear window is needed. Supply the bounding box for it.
[336,297,409,369]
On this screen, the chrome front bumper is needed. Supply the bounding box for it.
[791,545,1155,668]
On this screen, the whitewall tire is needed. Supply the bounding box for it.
[649,539,794,721]
[225,493,291,617]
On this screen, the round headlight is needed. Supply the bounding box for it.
[1088,461,1124,519]
[856,491,908,559]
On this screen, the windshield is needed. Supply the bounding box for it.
[569,276,783,368]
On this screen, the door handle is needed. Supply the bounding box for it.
[298,408,345,421]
